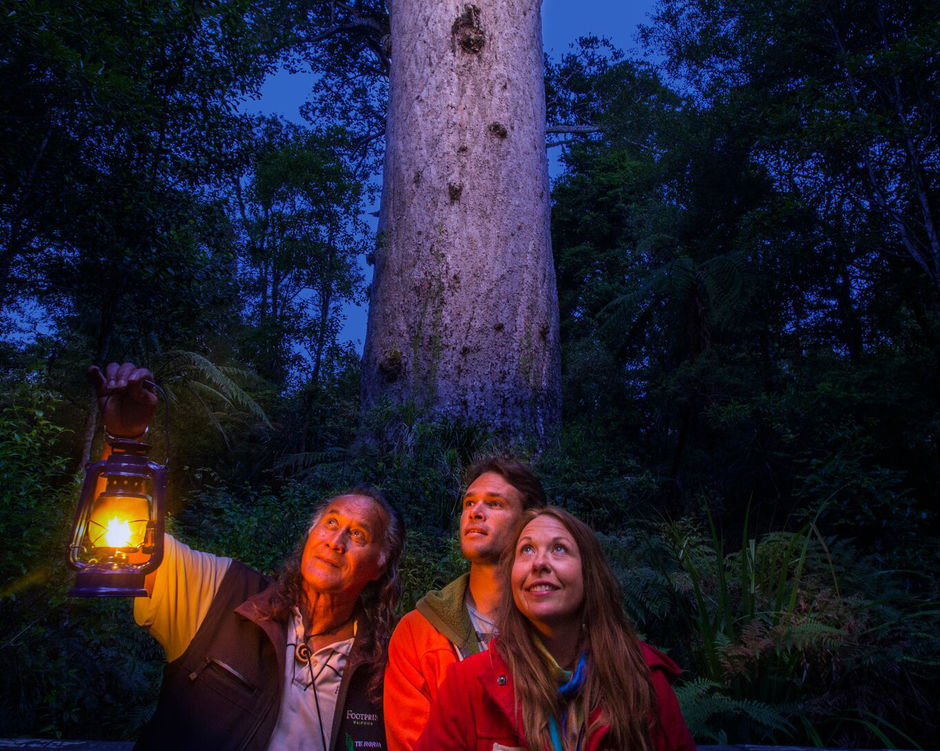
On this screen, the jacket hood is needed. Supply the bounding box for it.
[415,572,481,656]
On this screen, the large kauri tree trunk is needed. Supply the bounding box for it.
[362,0,561,438]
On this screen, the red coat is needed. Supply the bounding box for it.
[415,641,697,751]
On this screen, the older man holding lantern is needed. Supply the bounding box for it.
[85,362,402,751]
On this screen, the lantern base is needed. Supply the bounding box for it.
[69,570,147,597]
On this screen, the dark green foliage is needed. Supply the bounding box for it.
[674,678,794,745]
[0,390,70,586]
[0,380,162,738]
[176,484,321,575]
[539,425,660,528]
[351,399,500,531]
[596,528,677,642]
[656,511,940,745]
[397,529,465,613]
[0,580,163,739]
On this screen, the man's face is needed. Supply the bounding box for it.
[300,494,388,600]
[459,471,524,564]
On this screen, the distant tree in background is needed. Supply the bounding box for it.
[0,0,279,471]
[231,118,369,387]
[0,0,378,471]
[547,14,940,545]
[0,0,270,342]
[644,0,940,293]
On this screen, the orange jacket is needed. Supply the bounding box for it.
[384,573,486,751]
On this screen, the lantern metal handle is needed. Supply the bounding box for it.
[144,379,170,466]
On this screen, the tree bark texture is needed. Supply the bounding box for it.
[362,0,561,438]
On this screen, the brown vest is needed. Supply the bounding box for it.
[135,561,387,751]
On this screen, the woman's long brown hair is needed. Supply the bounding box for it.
[495,507,656,751]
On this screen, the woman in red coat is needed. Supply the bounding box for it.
[415,507,696,751]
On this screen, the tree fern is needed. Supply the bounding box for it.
[153,349,271,445]
[674,677,794,743]
[595,251,747,348]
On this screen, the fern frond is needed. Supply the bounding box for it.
[273,448,349,475]
[775,619,845,651]
[675,677,794,743]
[158,349,271,427]
[154,349,271,427]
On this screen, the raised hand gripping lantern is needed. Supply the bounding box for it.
[68,381,168,596]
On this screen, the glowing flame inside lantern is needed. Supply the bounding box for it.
[104,517,133,548]
[88,493,150,549]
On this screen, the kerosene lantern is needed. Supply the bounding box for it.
[68,390,168,596]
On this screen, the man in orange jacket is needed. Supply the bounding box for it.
[382,457,546,751]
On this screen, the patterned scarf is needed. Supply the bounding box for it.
[533,635,588,751]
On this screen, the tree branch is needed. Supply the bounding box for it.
[293,15,390,72]
[545,124,605,135]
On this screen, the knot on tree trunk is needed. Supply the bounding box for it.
[452,5,485,54]
[378,349,404,382]
[487,121,508,139]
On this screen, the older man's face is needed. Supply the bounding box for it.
[301,494,388,599]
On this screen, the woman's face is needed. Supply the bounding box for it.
[511,515,585,634]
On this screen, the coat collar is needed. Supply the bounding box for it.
[415,572,479,655]
[235,583,289,690]
[234,584,372,675]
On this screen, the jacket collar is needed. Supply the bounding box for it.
[235,583,288,688]
[235,583,374,751]
[235,584,372,673]
[415,572,480,655]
